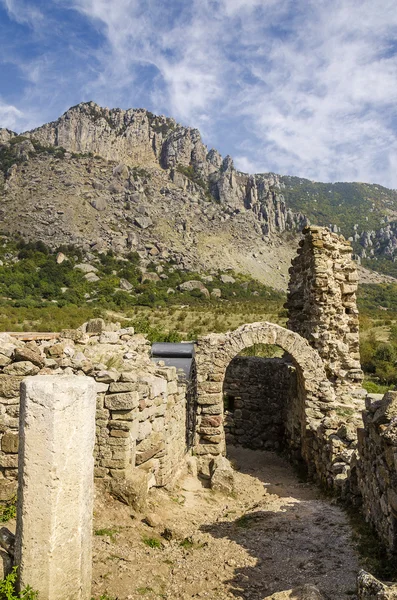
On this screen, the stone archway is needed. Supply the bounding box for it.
[194,321,335,468]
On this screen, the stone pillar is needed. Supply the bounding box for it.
[286,226,363,400]
[15,376,96,600]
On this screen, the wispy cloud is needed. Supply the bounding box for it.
[2,0,43,27]
[1,0,397,187]
[0,100,25,130]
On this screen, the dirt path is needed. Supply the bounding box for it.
[92,447,360,600]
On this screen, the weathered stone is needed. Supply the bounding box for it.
[210,455,235,495]
[178,280,209,298]
[0,527,15,556]
[0,376,23,398]
[0,549,13,579]
[86,318,106,333]
[99,332,120,344]
[105,392,139,410]
[1,433,18,454]
[109,469,149,512]
[3,362,39,377]
[13,348,45,368]
[264,585,324,599]
[15,376,96,600]
[357,569,397,599]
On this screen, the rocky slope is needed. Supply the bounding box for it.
[277,176,397,276]
[0,102,309,289]
[1,101,396,288]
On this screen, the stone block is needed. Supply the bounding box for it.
[13,348,45,368]
[1,432,19,454]
[86,318,106,333]
[99,332,120,344]
[105,392,139,410]
[15,376,96,600]
[109,469,149,512]
[0,376,23,399]
[109,382,136,393]
[210,456,235,495]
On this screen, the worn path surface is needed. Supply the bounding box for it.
[92,447,360,599]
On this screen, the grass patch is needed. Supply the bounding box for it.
[142,536,162,549]
[136,588,153,595]
[0,496,16,523]
[94,527,120,542]
[179,537,194,550]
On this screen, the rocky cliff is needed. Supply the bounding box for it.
[0,102,308,289]
[1,101,396,288]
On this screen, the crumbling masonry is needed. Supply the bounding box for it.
[1,226,397,556]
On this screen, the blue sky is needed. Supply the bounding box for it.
[1,0,397,187]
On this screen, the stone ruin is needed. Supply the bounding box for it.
[2,225,397,598]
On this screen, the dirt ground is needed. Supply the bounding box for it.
[91,447,360,600]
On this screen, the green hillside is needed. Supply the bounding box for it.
[276,176,397,238]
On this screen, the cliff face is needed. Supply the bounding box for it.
[21,101,306,235]
[0,103,309,289]
[3,101,394,288]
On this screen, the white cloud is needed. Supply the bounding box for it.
[0,101,25,131]
[2,0,43,27]
[2,0,397,186]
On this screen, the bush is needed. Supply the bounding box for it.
[0,567,38,600]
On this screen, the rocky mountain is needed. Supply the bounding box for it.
[276,176,397,276]
[0,102,309,290]
[1,101,397,288]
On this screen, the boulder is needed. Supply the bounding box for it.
[56,252,67,264]
[357,570,397,599]
[179,280,210,298]
[113,163,129,179]
[135,216,153,229]
[74,263,98,274]
[85,318,106,334]
[110,470,150,512]
[3,361,40,376]
[92,179,104,190]
[90,197,107,211]
[141,272,160,283]
[264,585,324,599]
[84,272,100,282]
[13,347,45,368]
[210,456,235,495]
[220,274,236,284]
[119,278,133,291]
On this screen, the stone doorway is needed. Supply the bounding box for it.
[194,322,335,472]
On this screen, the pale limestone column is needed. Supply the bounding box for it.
[15,376,96,600]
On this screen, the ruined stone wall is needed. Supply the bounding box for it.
[356,391,397,552]
[0,322,187,499]
[287,226,363,401]
[194,322,336,478]
[223,356,297,451]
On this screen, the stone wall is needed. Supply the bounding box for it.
[0,321,187,499]
[194,321,337,480]
[356,391,397,551]
[223,356,297,451]
[287,225,364,402]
